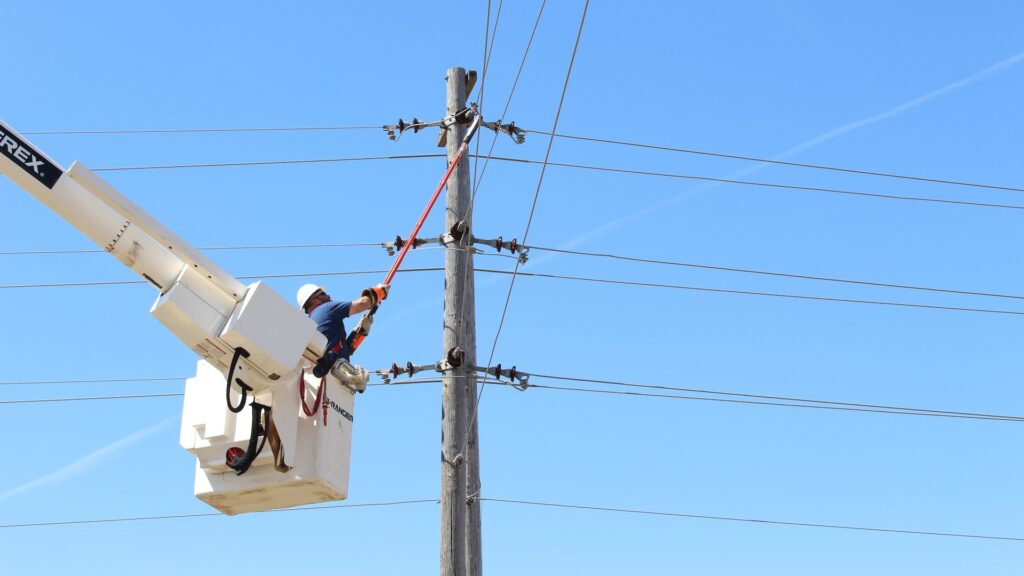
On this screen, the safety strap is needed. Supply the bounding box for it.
[298,368,326,417]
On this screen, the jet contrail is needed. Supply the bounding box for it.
[0,415,177,502]
[373,51,1024,341]
[539,49,1024,257]
[776,50,1024,161]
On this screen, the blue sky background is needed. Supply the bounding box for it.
[2,1,1023,574]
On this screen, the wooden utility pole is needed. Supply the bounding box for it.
[440,66,481,576]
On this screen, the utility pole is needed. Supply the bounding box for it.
[440,66,481,576]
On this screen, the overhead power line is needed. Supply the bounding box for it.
[6,372,1015,423]
[23,125,380,135]
[0,393,183,405]
[2,267,1022,317]
[532,131,1024,194]
[0,379,444,403]
[78,153,1024,210]
[92,153,446,172]
[484,0,586,352]
[0,376,185,386]
[526,246,1024,301]
[0,267,442,289]
[0,242,381,256]
[475,0,589,442]
[26,124,1023,195]
[483,156,1024,211]
[466,0,547,217]
[521,377,1022,422]
[7,240,1019,303]
[3,495,1017,543]
[475,268,1024,317]
[481,498,1024,543]
[0,499,438,529]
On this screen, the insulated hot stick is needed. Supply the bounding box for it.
[345,113,483,355]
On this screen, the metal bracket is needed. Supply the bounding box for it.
[441,221,469,246]
[437,104,480,148]
[432,347,467,375]
[481,120,527,144]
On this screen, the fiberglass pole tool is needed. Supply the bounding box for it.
[345,111,483,355]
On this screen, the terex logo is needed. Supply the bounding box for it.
[0,123,61,189]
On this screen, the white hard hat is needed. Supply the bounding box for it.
[296,283,324,310]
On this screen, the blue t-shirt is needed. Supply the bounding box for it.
[310,300,353,360]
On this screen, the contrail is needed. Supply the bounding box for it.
[374,51,1024,336]
[538,49,1024,258]
[776,50,1024,161]
[0,415,177,502]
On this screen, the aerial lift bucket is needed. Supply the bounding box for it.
[179,360,355,515]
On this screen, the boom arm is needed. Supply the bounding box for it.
[0,120,243,298]
[0,118,323,384]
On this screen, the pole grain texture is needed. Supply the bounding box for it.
[439,66,481,576]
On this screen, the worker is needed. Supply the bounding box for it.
[296,283,388,385]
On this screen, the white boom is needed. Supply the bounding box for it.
[0,118,355,515]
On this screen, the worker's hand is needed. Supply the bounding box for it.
[362,283,389,307]
[355,312,373,336]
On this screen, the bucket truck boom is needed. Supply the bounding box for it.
[0,118,356,515]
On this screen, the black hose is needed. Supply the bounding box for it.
[227,403,270,476]
[225,347,251,413]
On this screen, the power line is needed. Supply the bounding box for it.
[4,493,1014,543]
[460,0,548,451]
[474,268,1024,317]
[372,373,1024,423]
[522,378,1022,423]
[481,498,1024,543]
[0,379,449,401]
[529,373,1023,420]
[22,125,380,136]
[0,377,185,386]
[0,382,446,403]
[25,124,1024,196]
[79,152,1024,210]
[466,0,547,218]
[3,266,1021,317]
[0,267,442,289]
[532,131,1024,194]
[527,245,1024,301]
[474,0,504,190]
[92,153,445,172]
[0,242,381,256]
[7,239,1019,304]
[475,0,589,444]
[0,393,183,405]
[482,156,1024,211]
[6,371,1014,423]
[0,499,438,529]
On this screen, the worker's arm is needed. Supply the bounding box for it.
[349,295,373,315]
[350,284,389,315]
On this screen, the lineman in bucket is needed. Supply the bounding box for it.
[296,282,388,391]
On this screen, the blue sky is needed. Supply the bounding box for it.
[2,2,1023,574]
